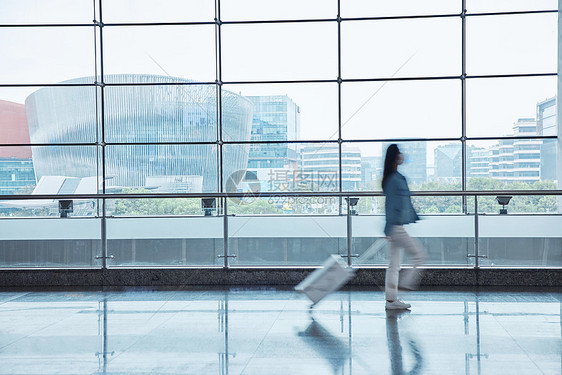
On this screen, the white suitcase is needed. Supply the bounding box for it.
[295,255,355,306]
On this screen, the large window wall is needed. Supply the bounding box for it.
[0,1,560,268]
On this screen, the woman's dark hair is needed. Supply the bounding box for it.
[382,144,400,190]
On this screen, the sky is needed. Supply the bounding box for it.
[0,0,558,166]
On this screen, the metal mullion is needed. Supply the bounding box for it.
[0,83,97,88]
[337,0,344,215]
[222,139,338,145]
[103,81,217,86]
[216,0,229,269]
[342,137,462,143]
[461,0,467,213]
[466,135,558,141]
[0,24,95,28]
[98,0,108,270]
[222,79,338,85]
[0,143,98,147]
[465,9,558,17]
[343,75,461,83]
[220,18,336,25]
[103,21,216,27]
[341,13,461,22]
[466,73,557,79]
[93,0,101,218]
[106,141,218,146]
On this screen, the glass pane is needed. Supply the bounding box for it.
[221,0,336,21]
[341,80,461,140]
[21,85,100,144]
[0,144,100,213]
[0,151,35,196]
[352,215,473,266]
[349,141,463,190]
[31,145,99,185]
[104,82,217,143]
[468,0,557,12]
[221,22,337,81]
[478,215,562,266]
[222,83,338,141]
[228,196,340,215]
[0,0,93,24]
[107,217,223,266]
[0,217,101,267]
[103,25,216,82]
[466,76,556,137]
[470,194,560,215]
[467,140,559,191]
[341,18,461,79]
[102,0,214,23]
[105,144,218,193]
[0,27,95,84]
[342,0,460,17]
[223,143,340,193]
[110,197,210,216]
[467,13,557,75]
[229,216,346,266]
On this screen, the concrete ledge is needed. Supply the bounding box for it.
[0,268,560,288]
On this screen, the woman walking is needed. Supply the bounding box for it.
[382,144,426,310]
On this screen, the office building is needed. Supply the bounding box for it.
[489,119,542,183]
[537,96,557,181]
[434,143,461,180]
[300,145,361,191]
[360,156,382,189]
[467,146,490,178]
[382,142,427,184]
[246,95,300,170]
[0,100,36,195]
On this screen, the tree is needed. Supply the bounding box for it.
[408,178,558,214]
[228,198,282,215]
[114,188,201,216]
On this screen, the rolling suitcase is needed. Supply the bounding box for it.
[295,255,355,306]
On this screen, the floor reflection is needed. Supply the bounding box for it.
[298,317,349,375]
[0,289,559,374]
[386,310,423,375]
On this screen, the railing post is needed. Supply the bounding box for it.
[346,196,352,266]
[474,195,479,269]
[101,198,107,269]
[223,196,229,268]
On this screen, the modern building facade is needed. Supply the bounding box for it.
[300,145,361,191]
[0,158,35,195]
[0,100,36,195]
[360,156,382,189]
[25,75,254,193]
[537,96,557,181]
[382,142,427,185]
[245,95,300,170]
[434,143,462,180]
[489,119,542,183]
[467,146,490,178]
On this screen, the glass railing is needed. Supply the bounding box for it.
[0,190,560,268]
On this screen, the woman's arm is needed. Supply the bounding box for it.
[385,176,403,224]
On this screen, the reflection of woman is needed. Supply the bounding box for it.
[382,144,426,310]
[386,310,423,374]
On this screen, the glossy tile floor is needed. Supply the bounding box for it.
[0,288,560,375]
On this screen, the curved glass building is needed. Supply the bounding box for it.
[25,75,253,192]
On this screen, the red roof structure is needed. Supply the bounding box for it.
[0,99,31,158]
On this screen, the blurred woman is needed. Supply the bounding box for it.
[382,144,426,310]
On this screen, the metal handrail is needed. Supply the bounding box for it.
[0,189,561,201]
